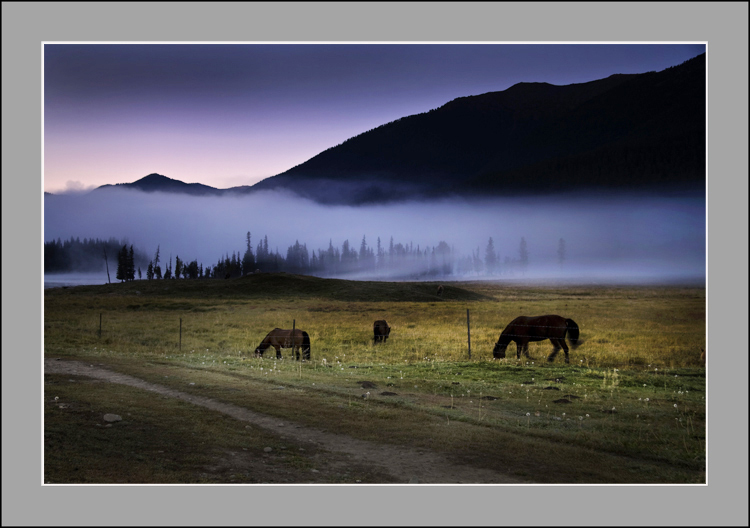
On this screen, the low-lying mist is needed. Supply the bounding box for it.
[43,187,705,285]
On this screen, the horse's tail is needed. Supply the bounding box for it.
[566,319,580,349]
[301,331,311,359]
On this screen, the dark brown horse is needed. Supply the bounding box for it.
[254,328,311,360]
[493,315,580,363]
[373,320,391,343]
[437,285,444,296]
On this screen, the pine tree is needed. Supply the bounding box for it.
[519,237,529,271]
[436,241,452,275]
[186,260,199,279]
[376,236,384,270]
[116,245,127,282]
[147,261,154,280]
[473,247,484,275]
[389,236,395,270]
[485,237,497,275]
[174,255,183,279]
[242,231,256,275]
[164,255,172,280]
[127,245,135,281]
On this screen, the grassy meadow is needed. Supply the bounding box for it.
[44,273,706,483]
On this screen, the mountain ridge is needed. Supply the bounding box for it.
[73,53,705,204]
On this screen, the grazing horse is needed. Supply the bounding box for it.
[373,320,391,344]
[254,328,311,360]
[437,285,444,296]
[493,315,580,364]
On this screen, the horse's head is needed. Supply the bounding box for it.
[254,348,264,357]
[493,342,507,359]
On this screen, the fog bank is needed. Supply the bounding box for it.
[43,188,705,284]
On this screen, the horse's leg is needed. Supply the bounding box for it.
[561,340,570,364]
[523,343,530,359]
[274,344,282,359]
[548,339,561,362]
[516,340,526,359]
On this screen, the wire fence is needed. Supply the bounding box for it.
[92,308,706,366]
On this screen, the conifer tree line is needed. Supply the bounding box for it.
[47,232,564,280]
[203,232,548,279]
[44,237,150,274]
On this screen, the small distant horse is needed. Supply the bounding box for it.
[493,315,580,364]
[437,285,444,296]
[254,328,311,360]
[373,320,391,344]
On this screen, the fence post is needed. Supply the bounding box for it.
[179,318,182,351]
[467,309,471,360]
[292,319,296,361]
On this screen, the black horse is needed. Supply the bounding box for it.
[373,320,391,343]
[254,328,311,360]
[493,315,580,363]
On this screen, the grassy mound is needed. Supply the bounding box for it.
[234,273,492,302]
[50,273,494,302]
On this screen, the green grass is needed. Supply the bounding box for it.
[44,274,706,483]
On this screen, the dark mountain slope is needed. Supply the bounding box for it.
[464,53,706,193]
[252,53,705,202]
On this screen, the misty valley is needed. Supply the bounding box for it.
[44,187,705,287]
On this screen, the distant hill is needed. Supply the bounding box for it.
[84,53,705,204]
[94,173,223,196]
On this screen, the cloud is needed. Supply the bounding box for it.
[52,180,98,195]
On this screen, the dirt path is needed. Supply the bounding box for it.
[45,359,521,484]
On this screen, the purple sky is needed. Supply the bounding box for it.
[43,43,706,194]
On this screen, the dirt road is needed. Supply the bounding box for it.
[45,358,521,484]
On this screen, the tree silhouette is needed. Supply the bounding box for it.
[242,231,256,275]
[519,237,529,271]
[485,237,497,275]
[164,255,172,280]
[127,245,135,281]
[116,245,127,282]
[174,255,183,279]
